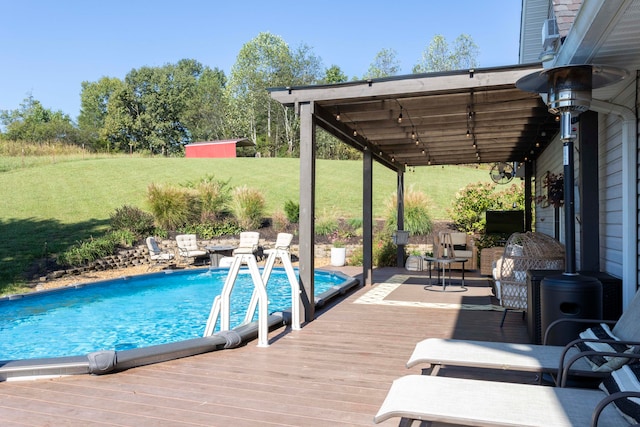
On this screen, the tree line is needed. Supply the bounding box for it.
[0,33,478,160]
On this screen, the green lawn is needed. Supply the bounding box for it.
[0,155,492,291]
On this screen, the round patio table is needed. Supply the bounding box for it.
[423,256,467,291]
[205,245,236,267]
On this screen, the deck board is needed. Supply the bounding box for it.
[0,267,530,426]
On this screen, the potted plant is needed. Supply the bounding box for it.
[535,171,564,208]
[330,240,346,267]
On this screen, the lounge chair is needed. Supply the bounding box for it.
[374,370,640,426]
[175,234,208,264]
[145,236,175,270]
[407,288,640,385]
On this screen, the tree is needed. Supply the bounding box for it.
[322,65,348,84]
[181,67,229,142]
[227,32,322,157]
[364,48,401,79]
[0,95,79,143]
[78,77,125,151]
[413,34,479,73]
[97,59,210,155]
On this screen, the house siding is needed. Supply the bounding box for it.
[534,134,564,240]
[519,0,551,63]
[600,112,624,277]
[597,78,637,279]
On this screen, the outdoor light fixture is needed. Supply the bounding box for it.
[466,129,471,138]
[516,64,627,338]
[397,108,403,124]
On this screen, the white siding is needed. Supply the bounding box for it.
[598,79,637,280]
[519,0,552,63]
[534,134,564,239]
[600,113,623,276]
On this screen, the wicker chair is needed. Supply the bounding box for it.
[494,232,564,326]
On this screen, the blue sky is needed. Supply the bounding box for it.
[0,1,522,120]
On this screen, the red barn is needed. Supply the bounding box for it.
[184,138,255,158]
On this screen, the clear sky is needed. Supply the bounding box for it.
[0,0,522,120]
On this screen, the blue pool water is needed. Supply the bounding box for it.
[0,268,346,361]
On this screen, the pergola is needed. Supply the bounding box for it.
[269,63,560,324]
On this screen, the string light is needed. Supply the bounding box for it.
[397,107,403,124]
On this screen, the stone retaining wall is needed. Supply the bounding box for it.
[45,238,433,281]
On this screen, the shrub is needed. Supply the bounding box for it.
[384,188,433,236]
[448,182,496,233]
[271,209,289,232]
[315,216,339,236]
[109,205,155,237]
[348,246,364,266]
[284,199,299,224]
[373,232,400,267]
[192,175,231,220]
[346,217,363,230]
[147,183,198,230]
[449,181,525,233]
[229,185,265,230]
[57,230,135,267]
[182,218,242,239]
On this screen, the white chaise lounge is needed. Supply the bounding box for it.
[406,288,640,384]
[374,372,640,426]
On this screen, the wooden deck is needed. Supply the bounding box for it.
[0,267,531,426]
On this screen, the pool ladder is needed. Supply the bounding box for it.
[203,233,300,347]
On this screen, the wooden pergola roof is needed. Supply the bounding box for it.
[270,63,559,170]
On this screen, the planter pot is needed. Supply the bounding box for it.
[330,247,346,267]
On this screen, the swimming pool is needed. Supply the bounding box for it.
[0,267,358,380]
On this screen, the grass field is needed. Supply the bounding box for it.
[0,155,492,291]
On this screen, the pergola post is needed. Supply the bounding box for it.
[363,149,373,286]
[298,101,315,323]
[579,110,600,271]
[524,162,533,231]
[396,170,405,267]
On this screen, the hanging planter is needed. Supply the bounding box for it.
[535,171,564,208]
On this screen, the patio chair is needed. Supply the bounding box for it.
[374,369,640,426]
[494,231,565,326]
[232,232,261,256]
[175,234,208,265]
[145,236,175,270]
[263,232,293,254]
[406,288,640,385]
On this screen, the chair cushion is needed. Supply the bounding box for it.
[454,250,472,259]
[599,363,640,424]
[453,244,466,251]
[577,324,635,372]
